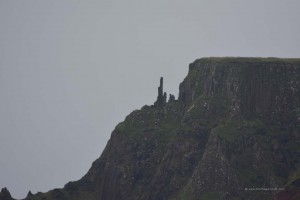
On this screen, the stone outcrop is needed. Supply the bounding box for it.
[0,188,13,200]
[1,57,300,200]
[154,77,166,108]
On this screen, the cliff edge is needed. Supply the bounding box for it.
[1,57,300,200]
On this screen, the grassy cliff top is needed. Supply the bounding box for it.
[194,57,300,65]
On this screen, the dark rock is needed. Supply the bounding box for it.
[155,77,167,108]
[3,57,300,200]
[168,94,175,103]
[25,191,33,199]
[27,191,33,196]
[0,188,13,200]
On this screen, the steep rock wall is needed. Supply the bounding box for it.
[1,57,300,200]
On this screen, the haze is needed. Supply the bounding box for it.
[0,0,299,198]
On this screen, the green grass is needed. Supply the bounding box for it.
[199,192,221,200]
[195,57,300,65]
[174,185,195,200]
[214,118,267,143]
[183,95,229,129]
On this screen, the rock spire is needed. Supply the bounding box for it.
[155,77,166,108]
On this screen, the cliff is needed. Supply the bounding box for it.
[1,57,300,200]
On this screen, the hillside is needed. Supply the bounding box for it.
[1,57,300,200]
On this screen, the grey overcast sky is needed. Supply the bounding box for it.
[0,0,299,198]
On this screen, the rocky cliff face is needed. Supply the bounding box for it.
[1,57,300,200]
